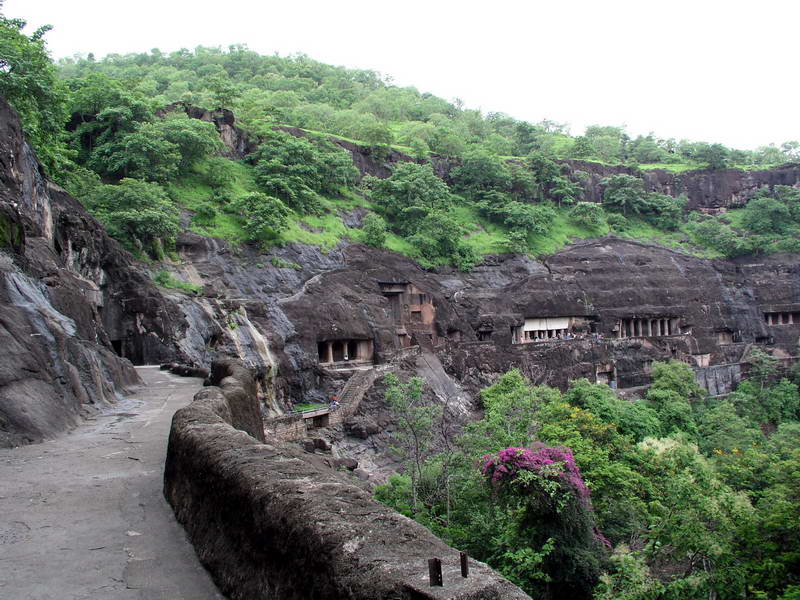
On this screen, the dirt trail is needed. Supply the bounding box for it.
[0,366,224,599]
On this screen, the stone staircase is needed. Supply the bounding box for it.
[332,364,391,423]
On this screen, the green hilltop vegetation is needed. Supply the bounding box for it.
[3,7,800,270]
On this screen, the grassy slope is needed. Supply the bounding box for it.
[167,156,729,264]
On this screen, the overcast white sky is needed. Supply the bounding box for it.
[8,0,799,149]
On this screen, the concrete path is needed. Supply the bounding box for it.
[0,367,225,599]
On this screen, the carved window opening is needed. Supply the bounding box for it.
[595,363,617,388]
[378,280,438,348]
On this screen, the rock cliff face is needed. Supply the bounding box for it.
[166,225,800,422]
[0,98,194,446]
[562,159,800,211]
[4,95,800,450]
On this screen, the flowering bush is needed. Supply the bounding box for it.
[482,444,611,551]
[482,444,590,504]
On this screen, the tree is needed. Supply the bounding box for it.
[550,176,583,207]
[361,212,386,247]
[632,438,754,600]
[629,134,671,164]
[67,74,155,175]
[202,73,237,109]
[741,196,791,235]
[565,378,660,442]
[250,130,358,214]
[231,192,290,241]
[569,202,607,230]
[695,143,730,170]
[407,210,477,271]
[451,150,512,199]
[155,113,222,168]
[383,373,441,513]
[82,179,180,258]
[482,444,605,597]
[85,110,221,181]
[367,162,453,234]
[685,213,752,257]
[644,361,705,438]
[0,6,69,172]
[571,136,596,159]
[642,193,686,230]
[601,175,649,216]
[504,229,529,254]
[98,126,182,181]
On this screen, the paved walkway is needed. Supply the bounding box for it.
[0,367,224,600]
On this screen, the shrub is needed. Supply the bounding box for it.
[569,202,607,229]
[231,192,291,241]
[82,178,179,257]
[361,213,386,247]
[192,202,218,226]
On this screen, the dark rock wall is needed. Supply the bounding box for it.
[164,360,530,600]
[256,239,799,399]
[0,97,196,445]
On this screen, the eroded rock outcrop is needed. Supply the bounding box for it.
[562,159,800,211]
[0,98,191,445]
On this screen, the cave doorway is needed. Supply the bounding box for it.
[312,414,330,428]
[347,340,358,360]
[332,341,345,362]
[111,339,123,357]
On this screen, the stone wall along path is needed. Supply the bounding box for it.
[0,366,223,600]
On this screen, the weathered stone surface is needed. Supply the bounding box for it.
[208,359,265,442]
[312,437,330,451]
[333,457,359,471]
[0,98,152,446]
[164,360,530,600]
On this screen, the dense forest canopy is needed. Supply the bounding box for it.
[378,357,800,600]
[53,45,799,169]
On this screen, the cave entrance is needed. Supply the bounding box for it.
[318,339,375,367]
[716,330,734,345]
[386,293,401,323]
[596,364,617,388]
[111,339,124,358]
